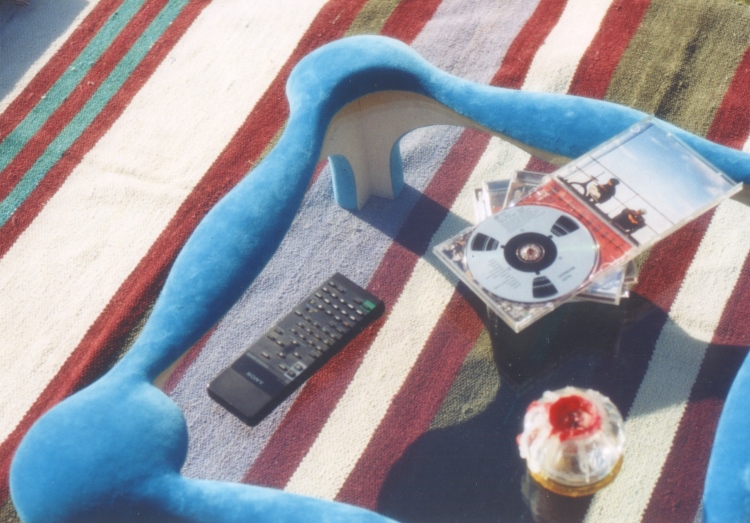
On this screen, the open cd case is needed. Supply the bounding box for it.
[473,170,638,305]
[436,119,742,332]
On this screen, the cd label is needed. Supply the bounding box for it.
[466,206,598,303]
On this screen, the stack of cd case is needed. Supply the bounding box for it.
[473,171,638,306]
[435,119,742,333]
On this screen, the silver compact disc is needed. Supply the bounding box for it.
[466,205,598,303]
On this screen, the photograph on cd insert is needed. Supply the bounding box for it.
[466,206,598,304]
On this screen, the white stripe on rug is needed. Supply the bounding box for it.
[523,0,614,93]
[0,0,328,444]
[585,197,750,522]
[284,1,617,499]
[0,0,102,112]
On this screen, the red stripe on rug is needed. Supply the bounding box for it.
[641,343,749,523]
[714,248,750,348]
[631,212,712,312]
[490,0,567,89]
[641,241,750,521]
[567,0,652,98]
[0,0,125,142]
[380,0,442,43]
[706,45,750,150]
[0,0,212,506]
[336,290,484,509]
[243,127,492,488]
[524,156,558,173]
[0,0,170,204]
[0,0,372,506]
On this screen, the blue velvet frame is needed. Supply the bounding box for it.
[9,35,750,523]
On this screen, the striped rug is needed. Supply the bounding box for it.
[2,0,750,521]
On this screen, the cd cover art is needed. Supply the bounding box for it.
[436,119,742,332]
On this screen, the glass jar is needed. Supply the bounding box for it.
[517,386,625,497]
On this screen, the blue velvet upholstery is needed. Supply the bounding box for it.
[10,35,750,523]
[703,354,750,523]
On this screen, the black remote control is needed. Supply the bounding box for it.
[208,273,385,426]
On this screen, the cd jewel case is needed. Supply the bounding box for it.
[436,119,742,332]
[473,170,637,305]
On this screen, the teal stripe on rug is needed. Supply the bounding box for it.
[0,0,147,173]
[0,0,189,227]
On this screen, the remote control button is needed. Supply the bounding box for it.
[315,292,323,299]
[278,352,286,359]
[261,351,271,359]
[349,315,357,321]
[293,363,305,372]
[279,363,288,371]
[293,352,303,359]
[286,370,297,378]
[362,300,377,311]
[294,309,303,316]
[322,286,329,293]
